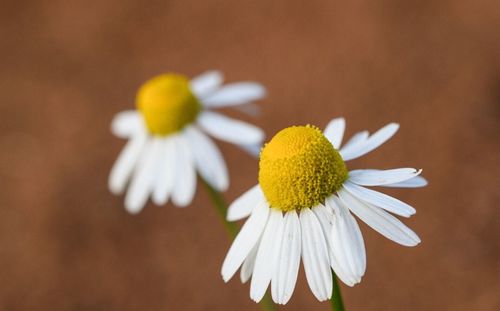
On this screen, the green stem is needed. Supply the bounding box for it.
[201,178,239,238]
[330,273,345,311]
[260,293,277,311]
[201,179,277,311]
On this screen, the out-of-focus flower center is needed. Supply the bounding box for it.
[137,74,201,136]
[258,125,347,211]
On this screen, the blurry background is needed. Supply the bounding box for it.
[0,0,499,310]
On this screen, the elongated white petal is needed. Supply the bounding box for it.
[312,204,361,287]
[171,136,196,207]
[185,127,229,191]
[327,196,366,284]
[348,168,422,186]
[250,209,284,303]
[300,208,332,301]
[341,123,399,161]
[241,241,259,284]
[108,129,147,195]
[272,210,301,305]
[189,70,223,99]
[343,182,416,217]
[227,185,264,221]
[339,131,369,158]
[382,176,428,188]
[152,137,176,205]
[124,138,163,213]
[338,190,421,246]
[236,142,262,158]
[324,118,345,149]
[202,82,266,108]
[197,111,265,146]
[111,110,142,138]
[222,203,270,282]
[232,102,261,116]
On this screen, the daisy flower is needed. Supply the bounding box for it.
[109,71,266,213]
[221,118,426,304]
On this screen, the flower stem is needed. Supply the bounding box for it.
[201,179,277,311]
[201,178,239,238]
[260,294,277,311]
[330,273,345,311]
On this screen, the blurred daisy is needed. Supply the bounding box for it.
[221,118,426,304]
[109,71,266,213]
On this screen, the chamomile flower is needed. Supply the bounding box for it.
[109,71,266,213]
[221,118,426,304]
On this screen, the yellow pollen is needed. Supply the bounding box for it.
[136,73,201,136]
[258,125,348,211]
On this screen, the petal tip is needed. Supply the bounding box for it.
[222,275,231,283]
[389,122,400,130]
[124,203,143,215]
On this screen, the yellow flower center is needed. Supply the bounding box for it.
[136,73,201,136]
[258,125,348,211]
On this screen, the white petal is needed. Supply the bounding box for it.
[241,241,259,284]
[108,129,147,195]
[382,176,428,188]
[272,210,301,305]
[236,142,262,158]
[222,202,270,282]
[341,123,399,161]
[227,185,264,221]
[124,138,163,213]
[185,127,228,191]
[111,110,142,138]
[327,196,366,285]
[189,70,224,99]
[250,209,284,303]
[201,82,266,108]
[300,208,332,302]
[312,204,360,287]
[343,182,416,217]
[151,137,176,205]
[232,102,261,116]
[348,168,422,186]
[339,131,369,158]
[197,111,264,146]
[338,190,421,246]
[171,136,197,207]
[324,118,345,149]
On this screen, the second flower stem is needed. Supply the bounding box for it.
[201,178,239,237]
[330,273,345,311]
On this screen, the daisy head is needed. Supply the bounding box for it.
[222,118,426,304]
[109,71,266,213]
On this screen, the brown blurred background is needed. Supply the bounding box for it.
[0,0,499,310]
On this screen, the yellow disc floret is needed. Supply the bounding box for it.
[137,73,201,136]
[259,125,348,211]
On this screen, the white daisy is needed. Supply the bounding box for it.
[109,71,266,213]
[221,118,426,304]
